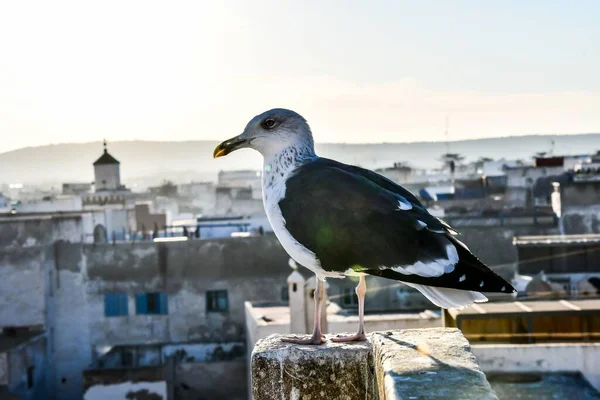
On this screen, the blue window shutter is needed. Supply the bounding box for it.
[104,294,114,316]
[136,294,147,315]
[218,293,228,311]
[105,294,129,317]
[119,294,129,316]
[159,293,168,314]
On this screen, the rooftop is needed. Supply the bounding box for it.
[514,234,600,246]
[0,329,44,353]
[247,301,440,327]
[93,142,120,165]
[448,298,600,319]
[488,372,600,399]
[0,211,85,223]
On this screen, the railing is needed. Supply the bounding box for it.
[85,225,267,244]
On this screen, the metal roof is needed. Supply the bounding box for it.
[448,298,600,319]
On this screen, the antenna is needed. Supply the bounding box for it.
[444,116,456,188]
[444,116,450,155]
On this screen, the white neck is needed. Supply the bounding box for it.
[262,142,315,201]
[262,141,316,167]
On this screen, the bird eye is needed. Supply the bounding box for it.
[263,118,276,129]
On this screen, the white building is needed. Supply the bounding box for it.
[15,195,83,213]
[0,193,9,209]
[218,170,262,199]
[245,271,442,351]
[482,159,520,178]
[93,141,122,192]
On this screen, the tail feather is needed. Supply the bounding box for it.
[404,282,488,309]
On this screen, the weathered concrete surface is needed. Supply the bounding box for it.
[2,333,47,400]
[251,329,497,400]
[51,235,291,400]
[0,247,47,327]
[174,361,247,400]
[562,205,600,234]
[251,335,376,400]
[373,328,497,400]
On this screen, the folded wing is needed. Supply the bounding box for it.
[279,158,515,295]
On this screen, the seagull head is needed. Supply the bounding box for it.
[214,108,314,159]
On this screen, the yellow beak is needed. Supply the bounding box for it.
[213,136,248,158]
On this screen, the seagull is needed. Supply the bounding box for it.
[214,109,516,345]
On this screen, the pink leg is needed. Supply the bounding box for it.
[332,275,367,342]
[282,276,326,345]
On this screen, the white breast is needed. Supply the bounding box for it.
[262,155,343,279]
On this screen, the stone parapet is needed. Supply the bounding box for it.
[251,328,497,399]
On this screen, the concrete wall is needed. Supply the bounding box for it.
[506,166,564,188]
[134,203,166,233]
[16,197,83,213]
[4,335,47,400]
[0,215,83,249]
[53,244,92,400]
[214,188,264,216]
[473,343,600,391]
[51,235,290,400]
[560,181,600,234]
[78,236,290,344]
[84,381,166,400]
[563,181,600,207]
[94,164,120,192]
[561,205,600,234]
[178,182,217,215]
[443,223,559,278]
[0,247,50,328]
[83,366,164,390]
[174,361,247,400]
[329,314,440,335]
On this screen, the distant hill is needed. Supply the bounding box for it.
[1,134,600,188]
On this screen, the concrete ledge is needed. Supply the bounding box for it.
[251,328,497,400]
[251,335,376,400]
[372,328,497,399]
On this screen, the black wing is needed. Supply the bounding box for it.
[279,158,514,293]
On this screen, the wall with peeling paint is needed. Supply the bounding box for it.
[175,361,246,400]
[2,334,47,400]
[50,234,290,400]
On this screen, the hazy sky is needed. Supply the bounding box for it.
[1,1,599,153]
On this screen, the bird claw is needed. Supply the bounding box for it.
[331,332,367,343]
[281,334,326,345]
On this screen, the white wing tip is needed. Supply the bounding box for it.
[404,283,488,309]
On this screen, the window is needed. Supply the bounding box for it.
[104,293,129,317]
[120,348,134,367]
[281,286,289,302]
[206,290,229,312]
[342,288,358,307]
[136,292,168,315]
[27,366,34,389]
